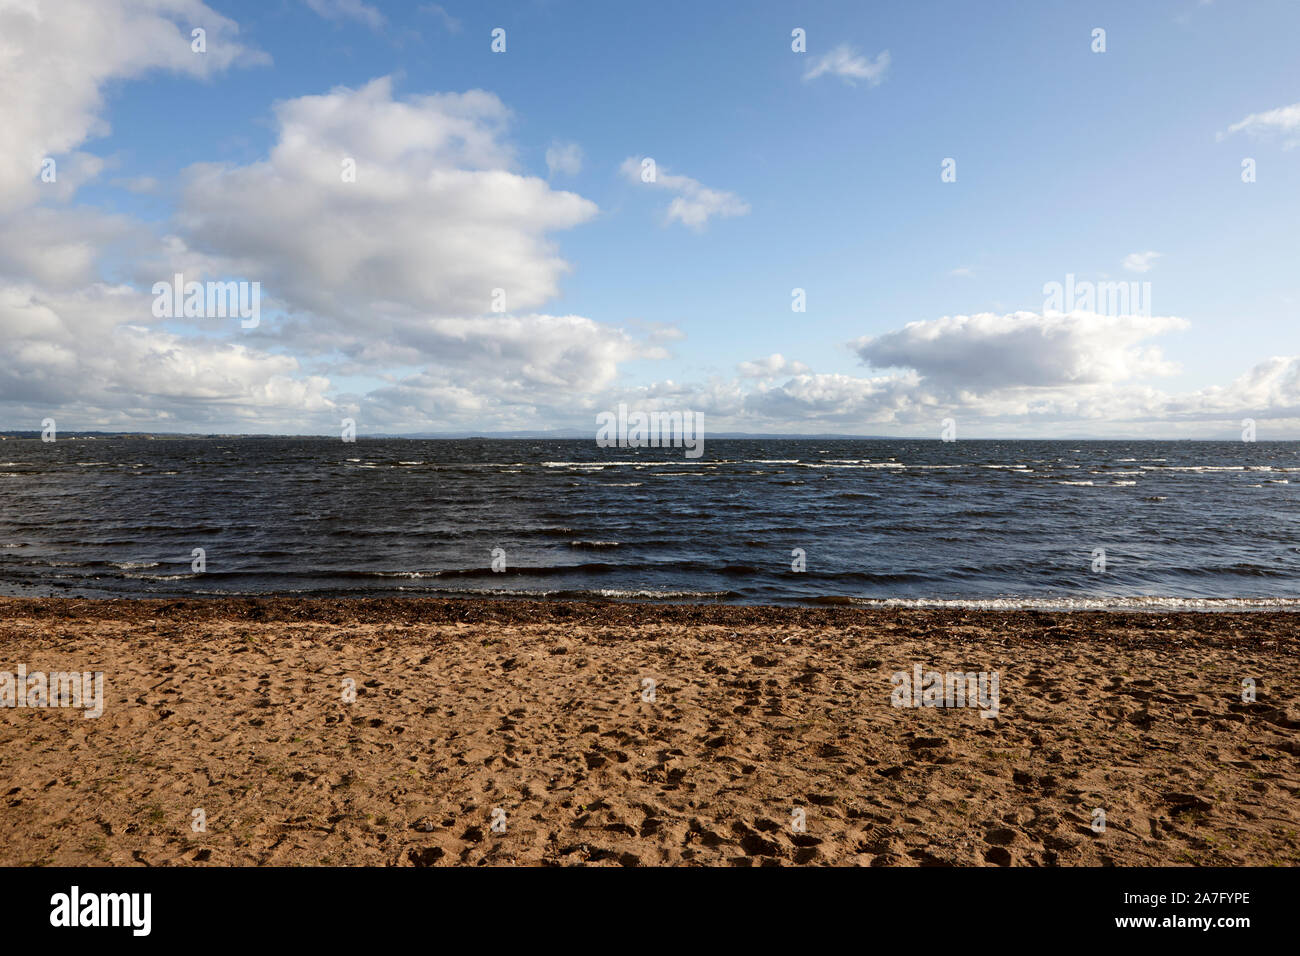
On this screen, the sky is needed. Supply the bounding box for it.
[1,0,1299,437]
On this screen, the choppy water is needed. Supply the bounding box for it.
[1,437,1298,609]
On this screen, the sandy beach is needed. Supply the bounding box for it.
[1,598,1296,866]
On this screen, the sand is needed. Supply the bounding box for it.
[0,598,1296,866]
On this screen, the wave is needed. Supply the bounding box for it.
[1140,465,1246,472]
[171,585,738,602]
[826,596,1300,612]
[541,460,707,468]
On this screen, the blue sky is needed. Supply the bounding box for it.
[2,0,1299,436]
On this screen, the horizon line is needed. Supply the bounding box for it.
[0,430,1288,443]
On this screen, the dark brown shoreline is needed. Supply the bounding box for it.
[3,596,1297,650]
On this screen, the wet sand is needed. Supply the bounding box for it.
[0,597,1296,866]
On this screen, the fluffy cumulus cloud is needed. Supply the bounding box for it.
[853,311,1188,391]
[620,157,749,230]
[624,366,1300,440]
[154,77,673,427]
[172,77,599,322]
[737,353,811,379]
[614,310,1300,436]
[0,0,333,430]
[0,0,267,213]
[0,283,332,428]
[1160,355,1300,422]
[358,313,668,431]
[0,205,150,287]
[402,314,653,391]
[739,372,925,426]
[0,3,654,432]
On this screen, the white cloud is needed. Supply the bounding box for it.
[0,205,151,287]
[737,353,810,378]
[620,311,1300,435]
[0,2,330,431]
[619,157,749,230]
[803,45,890,86]
[302,0,385,30]
[148,78,673,429]
[545,141,583,176]
[949,266,976,278]
[0,10,668,435]
[1219,102,1300,144]
[361,314,668,431]
[365,313,662,392]
[853,311,1187,390]
[622,349,1300,437]
[0,12,644,433]
[170,77,599,322]
[0,0,267,214]
[1122,250,1162,273]
[0,282,333,427]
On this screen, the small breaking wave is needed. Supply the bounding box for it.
[832,596,1300,612]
